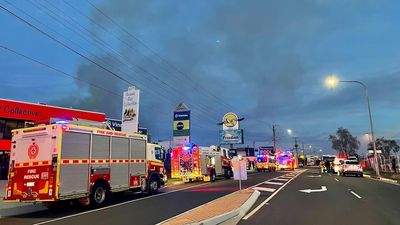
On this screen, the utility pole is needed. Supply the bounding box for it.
[272,125,277,153]
[293,137,299,155]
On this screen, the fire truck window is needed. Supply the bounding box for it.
[0,120,5,139]
[61,132,90,159]
[92,135,110,159]
[154,147,162,161]
[111,137,129,159]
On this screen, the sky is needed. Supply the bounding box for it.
[1,0,400,156]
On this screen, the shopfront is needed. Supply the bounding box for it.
[0,98,106,179]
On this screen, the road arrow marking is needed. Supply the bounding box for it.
[264,181,284,186]
[334,178,339,182]
[299,186,327,194]
[307,175,321,178]
[253,187,276,192]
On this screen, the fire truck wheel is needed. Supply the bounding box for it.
[148,176,159,194]
[90,183,108,207]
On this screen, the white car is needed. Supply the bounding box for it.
[340,160,363,177]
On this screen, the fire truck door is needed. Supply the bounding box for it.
[59,132,90,197]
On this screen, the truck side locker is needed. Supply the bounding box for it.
[59,131,90,199]
[110,137,130,191]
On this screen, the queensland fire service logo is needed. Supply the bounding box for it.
[28,143,39,160]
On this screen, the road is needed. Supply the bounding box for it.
[240,168,400,225]
[0,171,285,225]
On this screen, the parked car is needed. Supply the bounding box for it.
[340,160,363,177]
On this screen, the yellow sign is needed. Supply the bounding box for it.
[173,120,190,131]
[222,112,239,130]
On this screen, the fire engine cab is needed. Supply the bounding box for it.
[171,144,232,182]
[4,123,166,207]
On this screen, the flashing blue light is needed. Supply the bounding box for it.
[55,120,69,124]
[183,146,191,151]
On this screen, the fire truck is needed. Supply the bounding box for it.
[171,144,232,182]
[256,152,276,172]
[3,123,166,207]
[276,151,295,170]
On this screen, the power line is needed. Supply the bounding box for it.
[84,0,240,113]
[32,0,225,120]
[0,44,122,98]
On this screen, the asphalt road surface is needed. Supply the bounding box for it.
[240,168,400,225]
[0,171,285,225]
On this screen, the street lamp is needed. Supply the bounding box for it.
[287,129,292,135]
[324,75,380,177]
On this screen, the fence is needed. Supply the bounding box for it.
[364,155,400,173]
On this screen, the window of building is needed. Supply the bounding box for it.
[0,119,29,140]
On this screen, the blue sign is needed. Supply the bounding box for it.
[219,130,244,144]
[106,118,122,131]
[174,111,190,121]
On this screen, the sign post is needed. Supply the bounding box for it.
[232,155,247,191]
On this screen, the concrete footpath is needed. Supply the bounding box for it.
[158,189,260,225]
[0,180,46,218]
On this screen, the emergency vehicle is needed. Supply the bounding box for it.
[4,123,166,207]
[276,151,295,170]
[171,144,232,182]
[256,152,276,172]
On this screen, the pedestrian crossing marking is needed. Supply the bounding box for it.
[264,181,284,186]
[253,187,276,192]
[273,178,289,181]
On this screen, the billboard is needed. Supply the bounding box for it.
[219,130,244,144]
[173,103,190,147]
[122,86,140,133]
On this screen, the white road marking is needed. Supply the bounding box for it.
[242,170,306,220]
[33,182,211,225]
[334,178,339,182]
[252,187,276,192]
[264,181,284,186]
[350,191,362,199]
[307,175,321,178]
[272,178,290,181]
[328,173,332,176]
[298,186,327,194]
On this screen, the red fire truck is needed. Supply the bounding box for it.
[171,144,232,182]
[4,123,166,207]
[0,98,105,180]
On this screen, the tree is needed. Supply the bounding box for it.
[329,127,360,157]
[368,137,400,158]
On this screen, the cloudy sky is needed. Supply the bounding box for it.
[1,0,400,155]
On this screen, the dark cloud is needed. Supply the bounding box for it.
[41,0,400,152]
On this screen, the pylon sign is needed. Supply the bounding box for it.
[121,86,140,133]
[173,103,190,147]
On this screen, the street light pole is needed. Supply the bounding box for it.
[339,80,380,177]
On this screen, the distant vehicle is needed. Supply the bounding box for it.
[256,153,276,172]
[333,157,346,174]
[170,145,232,182]
[321,155,336,173]
[340,160,363,177]
[276,151,294,170]
[298,163,304,167]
